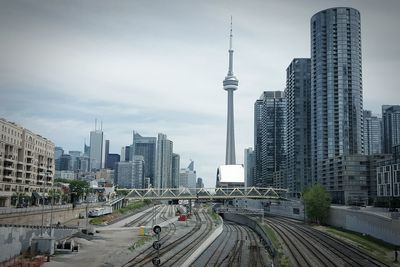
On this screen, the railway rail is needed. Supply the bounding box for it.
[123,209,213,267]
[265,217,391,267]
[193,221,268,267]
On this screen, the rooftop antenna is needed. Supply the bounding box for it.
[228,16,234,76]
[101,120,103,131]
[95,118,97,131]
[229,16,233,51]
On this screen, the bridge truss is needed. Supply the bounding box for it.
[118,187,288,201]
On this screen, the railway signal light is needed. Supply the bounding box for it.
[152,241,161,250]
[153,225,161,234]
[152,257,161,266]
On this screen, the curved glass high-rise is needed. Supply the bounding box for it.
[311,7,364,186]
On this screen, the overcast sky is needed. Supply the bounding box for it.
[1,0,399,187]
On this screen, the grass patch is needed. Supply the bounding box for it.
[209,211,221,224]
[322,226,398,266]
[118,200,150,214]
[89,217,107,225]
[261,224,291,267]
[129,235,154,251]
[325,226,394,256]
[325,226,395,251]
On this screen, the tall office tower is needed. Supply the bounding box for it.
[285,58,312,196]
[0,118,54,207]
[223,19,239,165]
[54,147,64,171]
[120,146,131,162]
[89,128,103,171]
[187,160,194,171]
[244,148,255,187]
[196,177,204,189]
[120,147,126,162]
[78,156,89,172]
[171,153,180,188]
[83,142,90,157]
[311,8,364,194]
[115,156,144,189]
[155,133,173,189]
[69,151,81,171]
[363,110,382,155]
[254,91,287,188]
[104,140,110,169]
[60,154,72,171]
[106,153,120,170]
[382,105,400,154]
[179,167,196,188]
[131,131,157,186]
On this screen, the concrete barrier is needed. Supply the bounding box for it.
[0,225,78,263]
[181,217,223,267]
[328,206,400,245]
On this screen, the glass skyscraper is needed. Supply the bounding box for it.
[285,58,311,195]
[89,129,103,171]
[311,8,364,187]
[155,133,173,189]
[254,91,287,187]
[363,110,382,155]
[131,131,157,186]
[382,105,400,154]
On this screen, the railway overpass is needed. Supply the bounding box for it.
[117,187,288,201]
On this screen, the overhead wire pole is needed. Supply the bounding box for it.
[49,172,54,237]
[40,178,46,236]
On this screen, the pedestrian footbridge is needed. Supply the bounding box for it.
[117,187,288,201]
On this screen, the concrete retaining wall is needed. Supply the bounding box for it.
[265,201,305,221]
[0,225,78,263]
[0,206,87,226]
[328,206,400,245]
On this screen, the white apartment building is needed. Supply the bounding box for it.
[0,118,55,207]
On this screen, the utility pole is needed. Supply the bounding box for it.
[49,176,54,237]
[40,179,46,236]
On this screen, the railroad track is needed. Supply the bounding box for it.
[160,210,213,266]
[202,223,235,266]
[122,208,178,267]
[123,209,211,267]
[265,217,391,267]
[226,224,244,266]
[244,226,265,267]
[124,206,162,227]
[192,220,269,267]
[265,218,334,267]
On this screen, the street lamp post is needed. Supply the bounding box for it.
[85,189,89,229]
[48,171,54,237]
[40,178,46,236]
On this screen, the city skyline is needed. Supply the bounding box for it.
[1,0,400,188]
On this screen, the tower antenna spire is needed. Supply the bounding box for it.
[229,16,233,51]
[227,16,234,76]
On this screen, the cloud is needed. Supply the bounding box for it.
[1,0,399,187]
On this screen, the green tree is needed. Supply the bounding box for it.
[69,180,89,202]
[303,184,331,224]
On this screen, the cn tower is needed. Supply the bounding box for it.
[223,18,238,165]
